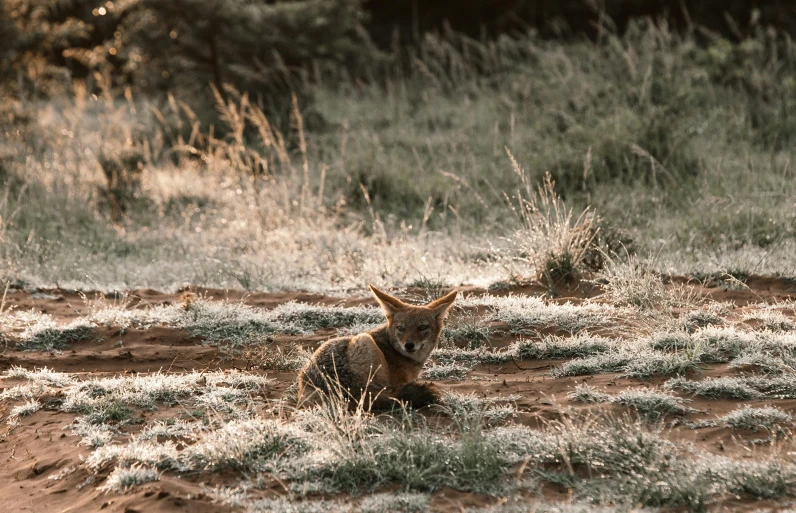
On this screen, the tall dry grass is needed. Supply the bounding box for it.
[1,18,795,291]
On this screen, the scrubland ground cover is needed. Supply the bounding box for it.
[1,9,796,513]
[1,278,796,512]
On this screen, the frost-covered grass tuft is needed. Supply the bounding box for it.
[550,351,632,377]
[665,376,763,400]
[458,294,617,334]
[99,464,159,492]
[621,351,701,378]
[73,418,117,448]
[599,256,706,310]
[730,352,795,375]
[60,371,271,427]
[516,334,615,360]
[136,419,201,441]
[442,312,493,349]
[7,399,41,424]
[2,298,389,350]
[567,384,612,404]
[547,327,795,378]
[611,389,695,421]
[443,392,518,424]
[359,492,430,513]
[422,363,473,380]
[712,406,793,432]
[566,386,694,420]
[742,309,796,332]
[0,382,53,401]
[5,310,94,351]
[176,300,277,345]
[183,419,309,471]
[432,346,513,365]
[3,366,76,386]
[747,375,796,399]
[269,302,383,334]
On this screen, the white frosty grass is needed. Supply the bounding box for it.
[697,406,794,432]
[432,346,514,365]
[548,326,796,378]
[1,297,386,348]
[741,307,796,332]
[2,292,633,350]
[567,384,612,404]
[566,386,694,420]
[665,375,796,400]
[87,418,310,473]
[665,376,764,400]
[431,323,796,378]
[457,294,622,334]
[0,310,93,351]
[359,492,430,513]
[60,371,272,418]
[421,363,474,380]
[443,392,519,424]
[0,382,53,401]
[7,399,41,425]
[730,352,796,374]
[3,365,77,386]
[515,333,616,359]
[99,464,159,492]
[0,367,273,446]
[73,418,117,448]
[2,372,786,509]
[136,419,201,441]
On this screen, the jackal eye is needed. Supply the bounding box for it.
[396,326,405,332]
[418,324,430,331]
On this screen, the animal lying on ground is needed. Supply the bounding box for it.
[297,285,457,410]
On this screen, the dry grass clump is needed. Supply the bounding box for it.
[504,151,601,288]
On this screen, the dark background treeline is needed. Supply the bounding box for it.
[1,0,793,119]
[366,0,796,44]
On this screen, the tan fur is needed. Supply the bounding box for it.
[297,285,457,409]
[346,334,390,388]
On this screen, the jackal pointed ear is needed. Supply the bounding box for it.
[427,289,457,319]
[369,285,407,318]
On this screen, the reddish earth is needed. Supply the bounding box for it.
[0,276,794,512]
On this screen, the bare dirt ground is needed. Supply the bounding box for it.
[1,276,795,512]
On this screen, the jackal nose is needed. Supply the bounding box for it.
[405,342,416,352]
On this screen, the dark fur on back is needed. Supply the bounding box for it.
[394,382,442,409]
[299,336,363,398]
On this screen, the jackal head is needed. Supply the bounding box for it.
[369,285,457,363]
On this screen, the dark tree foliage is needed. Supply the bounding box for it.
[1,0,378,105]
[365,0,796,46]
